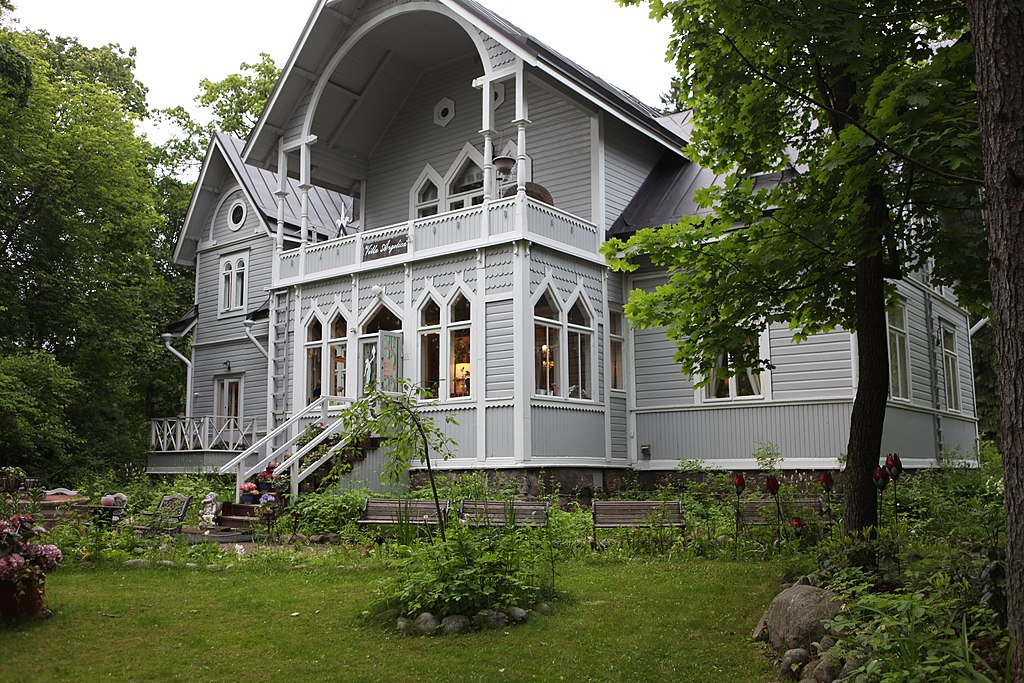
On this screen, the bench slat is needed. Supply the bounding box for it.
[459,500,549,527]
[357,498,449,526]
[592,500,685,528]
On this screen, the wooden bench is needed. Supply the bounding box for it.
[357,498,449,527]
[459,500,549,527]
[736,497,830,529]
[591,500,685,550]
[134,493,192,536]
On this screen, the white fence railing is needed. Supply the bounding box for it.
[150,416,258,452]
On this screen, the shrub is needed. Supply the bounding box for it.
[282,488,372,536]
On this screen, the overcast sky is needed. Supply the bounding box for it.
[9,0,677,122]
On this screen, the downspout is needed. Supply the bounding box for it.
[969,317,989,338]
[161,333,193,416]
[243,319,269,359]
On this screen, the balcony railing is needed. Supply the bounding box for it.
[278,195,600,283]
[150,416,258,452]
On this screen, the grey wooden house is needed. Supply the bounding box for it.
[152,0,979,496]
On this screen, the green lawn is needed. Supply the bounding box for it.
[1,559,778,682]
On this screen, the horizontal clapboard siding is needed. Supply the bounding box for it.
[633,327,694,407]
[604,118,662,232]
[769,325,853,400]
[610,393,628,460]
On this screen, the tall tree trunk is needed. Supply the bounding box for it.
[967,2,1024,679]
[844,182,891,534]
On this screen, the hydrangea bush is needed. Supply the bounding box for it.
[0,514,62,587]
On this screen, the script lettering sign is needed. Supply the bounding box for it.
[363,233,408,261]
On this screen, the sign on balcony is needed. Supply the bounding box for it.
[363,232,408,261]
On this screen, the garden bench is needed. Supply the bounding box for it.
[134,493,191,537]
[735,497,830,530]
[357,498,449,527]
[591,500,685,550]
[459,499,549,527]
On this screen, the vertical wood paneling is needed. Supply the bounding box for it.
[531,406,605,461]
[486,406,515,459]
[486,300,515,398]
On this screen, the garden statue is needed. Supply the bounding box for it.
[199,492,219,530]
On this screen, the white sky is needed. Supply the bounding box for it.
[9,0,676,121]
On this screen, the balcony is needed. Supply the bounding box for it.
[150,416,258,453]
[278,195,601,284]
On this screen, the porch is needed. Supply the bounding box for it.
[147,416,260,474]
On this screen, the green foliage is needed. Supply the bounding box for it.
[0,351,79,474]
[196,52,278,139]
[283,488,372,536]
[408,470,519,501]
[368,524,554,619]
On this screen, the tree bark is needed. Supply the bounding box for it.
[843,182,891,534]
[966,2,1024,679]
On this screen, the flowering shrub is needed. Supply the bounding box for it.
[0,514,62,587]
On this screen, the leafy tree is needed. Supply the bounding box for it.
[196,51,279,139]
[0,351,79,471]
[608,1,985,532]
[0,23,184,479]
[965,0,1024,677]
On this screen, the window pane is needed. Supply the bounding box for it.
[307,319,322,342]
[418,181,438,203]
[568,300,590,327]
[534,292,558,321]
[364,306,401,333]
[330,342,346,396]
[361,341,377,391]
[452,163,483,194]
[450,327,471,398]
[610,339,623,390]
[234,267,245,309]
[568,330,591,399]
[451,293,471,322]
[609,311,622,337]
[222,264,232,310]
[306,345,322,405]
[417,205,438,218]
[420,332,440,398]
[707,354,730,399]
[330,316,346,340]
[421,299,441,327]
[534,324,559,395]
[736,367,760,396]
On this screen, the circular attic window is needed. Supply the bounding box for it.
[228,201,247,231]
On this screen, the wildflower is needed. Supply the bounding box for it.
[790,516,803,531]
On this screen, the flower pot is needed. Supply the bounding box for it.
[241,493,258,504]
[257,482,273,492]
[0,579,48,619]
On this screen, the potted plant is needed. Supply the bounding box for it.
[239,482,259,504]
[0,467,26,493]
[256,464,279,492]
[0,514,62,618]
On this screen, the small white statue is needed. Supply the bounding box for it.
[199,492,219,530]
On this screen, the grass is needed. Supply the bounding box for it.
[1,557,778,682]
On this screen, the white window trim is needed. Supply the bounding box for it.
[409,164,443,219]
[214,375,243,424]
[227,199,247,231]
[218,250,249,317]
[417,294,443,399]
[442,142,486,212]
[940,320,962,413]
[694,331,771,405]
[609,308,626,393]
[887,299,912,402]
[565,295,596,401]
[447,290,474,401]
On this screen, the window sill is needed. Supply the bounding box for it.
[217,309,247,320]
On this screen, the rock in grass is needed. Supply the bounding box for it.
[441,614,471,634]
[414,612,440,635]
[813,651,841,682]
[185,563,198,569]
[533,602,553,615]
[473,610,507,630]
[765,585,842,652]
[396,617,412,635]
[124,559,150,568]
[507,606,528,623]
[779,648,810,681]
[156,560,175,567]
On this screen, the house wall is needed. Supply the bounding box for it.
[190,185,272,431]
[604,117,663,232]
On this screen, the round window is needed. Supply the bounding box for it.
[228,201,246,231]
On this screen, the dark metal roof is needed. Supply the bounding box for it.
[215,132,353,239]
[609,153,719,237]
[164,304,199,336]
[245,295,271,322]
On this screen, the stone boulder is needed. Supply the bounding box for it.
[779,648,810,681]
[413,612,440,635]
[764,584,842,653]
[473,609,507,630]
[441,614,472,634]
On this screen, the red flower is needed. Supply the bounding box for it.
[732,474,746,495]
[874,466,889,491]
[885,453,903,482]
[790,516,803,530]
[765,474,780,496]
[820,471,834,493]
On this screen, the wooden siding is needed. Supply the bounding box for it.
[769,325,854,400]
[191,341,268,429]
[610,393,628,460]
[525,74,593,221]
[480,30,515,71]
[410,254,479,304]
[531,405,606,461]
[484,246,515,296]
[633,326,695,408]
[604,118,662,232]
[367,56,489,227]
[421,405,477,461]
[486,299,515,398]
[485,406,515,459]
[636,402,852,466]
[529,249,604,315]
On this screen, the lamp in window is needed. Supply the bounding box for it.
[492,155,516,181]
[454,362,471,396]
